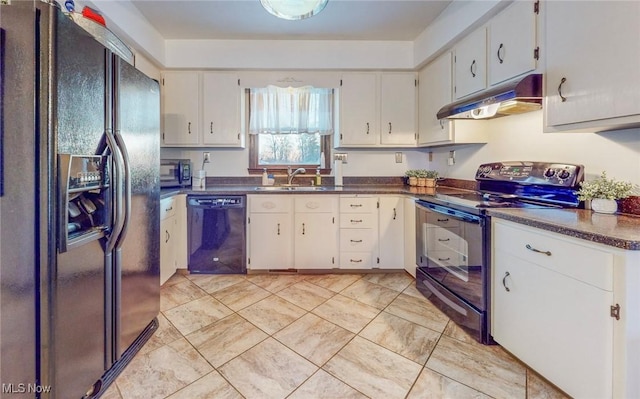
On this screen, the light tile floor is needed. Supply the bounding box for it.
[102,272,570,399]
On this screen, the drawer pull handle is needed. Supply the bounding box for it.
[188,122,192,134]
[350,259,363,263]
[502,271,511,292]
[350,239,363,243]
[165,230,170,243]
[558,77,567,102]
[437,218,449,222]
[350,219,363,223]
[165,206,173,212]
[277,223,280,235]
[393,208,397,220]
[350,204,363,208]
[438,257,450,262]
[302,223,306,235]
[526,244,551,256]
[438,238,450,242]
[497,43,505,64]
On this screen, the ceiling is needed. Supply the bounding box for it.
[130,0,453,41]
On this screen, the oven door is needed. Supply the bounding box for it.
[415,201,486,311]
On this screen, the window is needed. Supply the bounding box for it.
[248,86,333,173]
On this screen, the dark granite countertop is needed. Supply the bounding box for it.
[487,208,640,251]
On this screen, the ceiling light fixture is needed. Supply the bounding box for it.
[260,0,329,20]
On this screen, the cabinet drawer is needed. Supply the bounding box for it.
[249,195,293,213]
[340,229,376,252]
[294,195,338,213]
[340,196,377,213]
[160,197,177,220]
[340,252,373,269]
[493,220,613,290]
[340,213,376,229]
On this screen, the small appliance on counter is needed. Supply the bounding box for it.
[160,159,191,188]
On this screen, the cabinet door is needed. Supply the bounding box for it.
[489,0,537,86]
[493,251,614,398]
[248,213,293,270]
[545,1,640,127]
[202,72,243,147]
[454,27,487,99]
[380,73,416,145]
[338,73,378,146]
[294,213,337,269]
[378,197,404,269]
[162,71,200,146]
[160,215,177,285]
[418,52,453,145]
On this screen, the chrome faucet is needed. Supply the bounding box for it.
[287,166,306,185]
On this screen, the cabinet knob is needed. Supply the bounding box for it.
[558,77,568,102]
[497,43,505,64]
[502,271,511,292]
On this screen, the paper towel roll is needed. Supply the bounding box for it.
[333,159,343,187]
[192,170,206,191]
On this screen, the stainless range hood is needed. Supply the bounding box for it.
[437,74,543,120]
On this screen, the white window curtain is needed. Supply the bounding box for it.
[249,85,333,135]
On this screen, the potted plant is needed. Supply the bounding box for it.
[415,170,438,187]
[577,171,636,214]
[404,170,419,186]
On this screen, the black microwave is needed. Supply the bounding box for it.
[160,159,191,188]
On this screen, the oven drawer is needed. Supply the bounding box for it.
[493,220,613,291]
[426,212,461,228]
[416,268,487,343]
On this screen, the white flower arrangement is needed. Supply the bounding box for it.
[577,171,637,201]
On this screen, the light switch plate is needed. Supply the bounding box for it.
[203,152,211,163]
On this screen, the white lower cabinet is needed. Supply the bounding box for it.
[378,196,404,269]
[247,195,294,270]
[339,195,377,269]
[160,197,178,285]
[492,219,625,398]
[247,195,337,270]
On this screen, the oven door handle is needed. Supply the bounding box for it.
[416,201,481,224]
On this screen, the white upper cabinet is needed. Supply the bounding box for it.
[418,52,488,147]
[380,73,417,146]
[161,71,245,147]
[488,0,538,86]
[544,1,640,131]
[337,72,417,148]
[338,72,379,146]
[202,72,244,147]
[418,52,453,145]
[454,27,487,99]
[161,71,200,146]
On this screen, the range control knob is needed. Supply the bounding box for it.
[558,170,571,180]
[544,168,556,178]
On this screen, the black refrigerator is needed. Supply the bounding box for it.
[0,2,160,398]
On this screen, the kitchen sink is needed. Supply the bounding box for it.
[254,186,328,191]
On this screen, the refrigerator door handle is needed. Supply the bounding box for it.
[104,128,125,253]
[113,129,131,248]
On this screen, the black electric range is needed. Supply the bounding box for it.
[415,161,584,344]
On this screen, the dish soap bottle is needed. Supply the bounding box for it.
[262,168,269,186]
[315,168,322,186]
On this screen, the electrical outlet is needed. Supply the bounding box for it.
[395,152,403,163]
[334,153,348,164]
[448,150,455,166]
[203,152,211,163]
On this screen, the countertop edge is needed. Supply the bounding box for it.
[488,209,640,251]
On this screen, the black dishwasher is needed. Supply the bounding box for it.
[187,195,246,274]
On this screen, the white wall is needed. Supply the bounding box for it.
[160,147,429,178]
[427,111,640,185]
